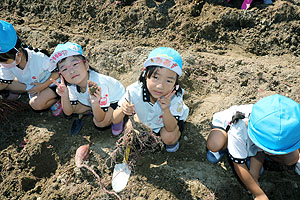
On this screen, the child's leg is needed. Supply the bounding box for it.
[72,103,91,114]
[160,126,181,145]
[0,80,26,93]
[268,150,299,166]
[29,88,57,110]
[93,107,113,128]
[249,152,265,182]
[207,128,228,152]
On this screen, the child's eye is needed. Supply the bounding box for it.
[61,68,67,72]
[153,76,158,79]
[167,80,173,83]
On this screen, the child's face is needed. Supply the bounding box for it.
[58,56,88,84]
[146,67,177,102]
[0,51,22,68]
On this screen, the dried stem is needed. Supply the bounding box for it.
[80,163,121,200]
[107,114,164,170]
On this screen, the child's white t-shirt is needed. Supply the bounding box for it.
[0,48,55,90]
[118,81,189,133]
[211,104,262,164]
[68,70,125,111]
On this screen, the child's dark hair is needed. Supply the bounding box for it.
[57,55,99,86]
[138,65,182,96]
[0,36,50,62]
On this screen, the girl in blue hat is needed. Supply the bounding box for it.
[0,20,61,115]
[207,94,300,199]
[113,47,189,152]
[50,42,125,135]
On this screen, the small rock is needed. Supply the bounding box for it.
[183,136,188,141]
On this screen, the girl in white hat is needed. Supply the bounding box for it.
[113,47,189,152]
[50,42,125,135]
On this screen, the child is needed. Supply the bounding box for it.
[50,42,125,135]
[113,47,189,152]
[207,94,300,199]
[0,20,61,115]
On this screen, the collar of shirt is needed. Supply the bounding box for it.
[141,84,151,103]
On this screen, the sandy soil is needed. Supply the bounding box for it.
[1,0,300,199]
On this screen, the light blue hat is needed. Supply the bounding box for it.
[0,20,17,53]
[144,47,183,76]
[248,94,300,155]
[50,42,84,67]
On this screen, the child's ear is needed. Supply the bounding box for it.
[84,60,89,70]
[17,51,22,57]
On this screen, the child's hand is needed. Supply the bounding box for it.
[28,82,44,95]
[87,80,98,95]
[50,75,68,98]
[254,194,268,200]
[158,89,176,111]
[89,86,102,105]
[121,101,135,115]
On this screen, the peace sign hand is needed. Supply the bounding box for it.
[158,89,176,111]
[50,75,68,98]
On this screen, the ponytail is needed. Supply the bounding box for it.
[0,36,50,62]
[21,43,50,57]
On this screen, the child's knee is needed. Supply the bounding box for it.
[160,127,180,145]
[93,117,111,128]
[285,151,299,166]
[207,139,219,152]
[29,99,43,110]
[207,129,227,151]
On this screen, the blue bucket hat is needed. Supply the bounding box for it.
[248,94,300,155]
[0,20,17,53]
[50,42,84,67]
[144,47,183,76]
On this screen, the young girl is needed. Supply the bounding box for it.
[113,47,189,152]
[0,20,61,115]
[207,94,300,199]
[50,42,125,135]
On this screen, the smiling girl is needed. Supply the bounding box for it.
[50,42,125,135]
[113,47,189,152]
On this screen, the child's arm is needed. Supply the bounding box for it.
[159,90,178,132]
[28,72,59,94]
[112,101,135,124]
[233,163,268,200]
[89,85,107,122]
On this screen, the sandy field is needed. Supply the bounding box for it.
[1,0,300,199]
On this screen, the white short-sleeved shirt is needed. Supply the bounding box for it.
[118,81,189,133]
[211,104,262,164]
[68,70,125,111]
[0,48,55,90]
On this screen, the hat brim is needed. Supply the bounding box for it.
[144,56,182,76]
[248,120,300,155]
[50,50,83,68]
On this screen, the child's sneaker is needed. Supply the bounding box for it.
[295,158,300,175]
[263,0,273,4]
[206,149,227,164]
[165,141,179,153]
[7,91,21,100]
[50,101,63,117]
[111,120,124,136]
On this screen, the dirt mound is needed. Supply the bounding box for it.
[1,0,300,199]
